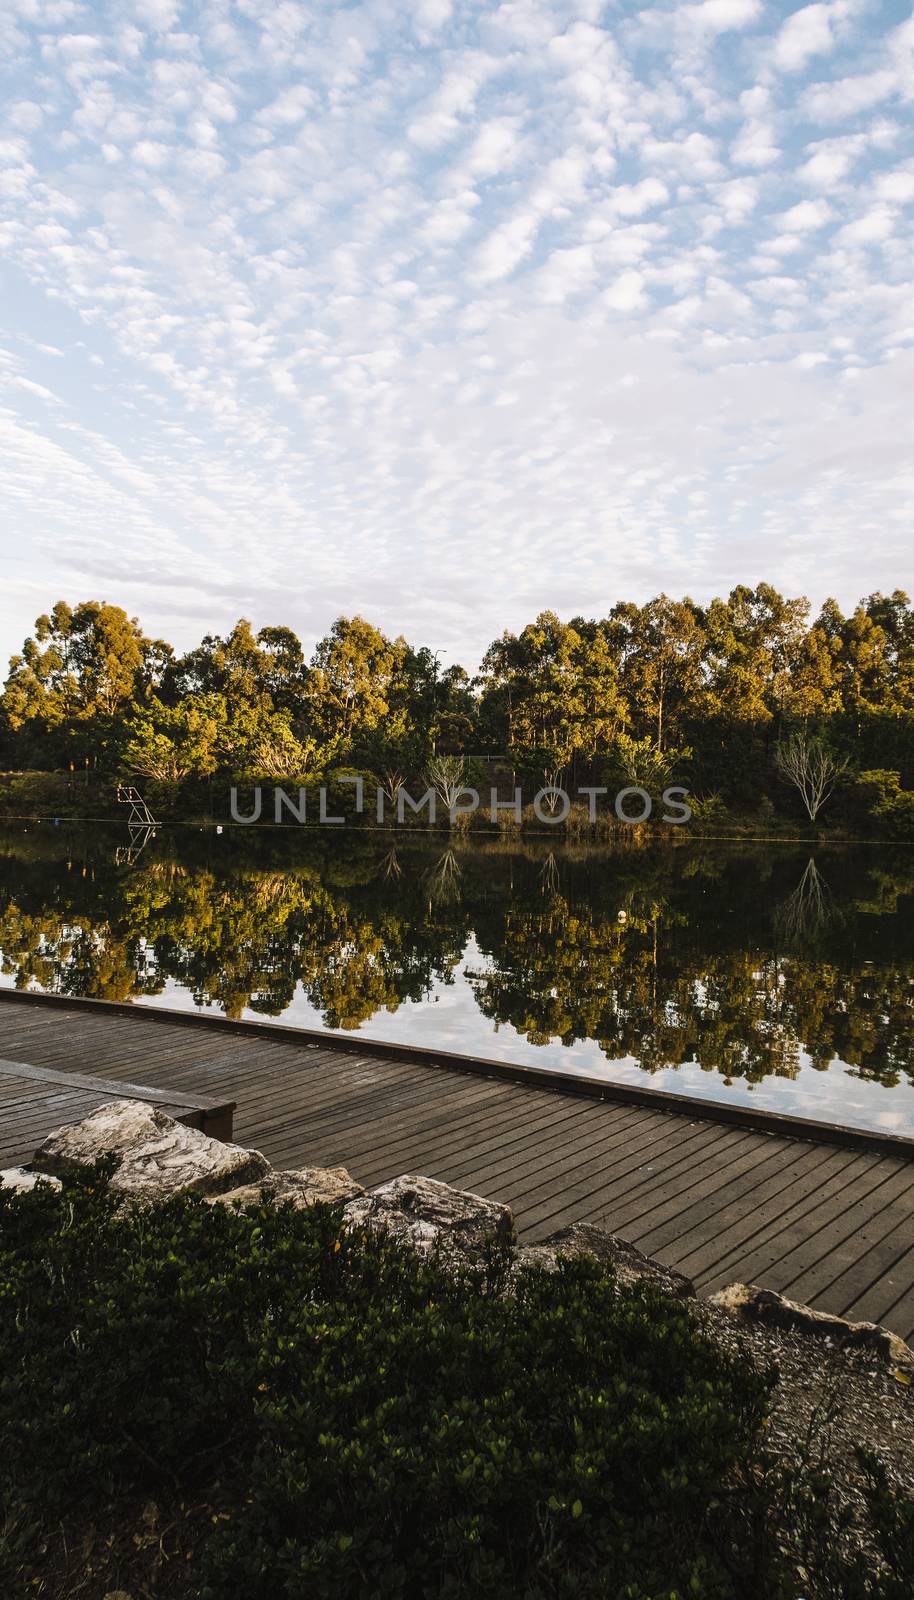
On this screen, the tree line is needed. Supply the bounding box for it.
[2,586,914,830]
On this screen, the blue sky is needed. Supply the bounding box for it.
[1,0,912,673]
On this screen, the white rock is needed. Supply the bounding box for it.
[32,1100,271,1200]
[708,1282,914,1367]
[212,1165,363,1209]
[343,1173,514,1255]
[0,1166,62,1193]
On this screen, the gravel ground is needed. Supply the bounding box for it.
[696,1298,914,1562]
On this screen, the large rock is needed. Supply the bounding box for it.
[343,1173,514,1255]
[709,1282,914,1368]
[212,1165,364,1209]
[32,1100,271,1200]
[512,1223,694,1299]
[0,1166,62,1194]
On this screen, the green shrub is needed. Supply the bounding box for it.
[850,770,914,840]
[1,1166,912,1600]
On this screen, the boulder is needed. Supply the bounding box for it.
[32,1100,271,1200]
[212,1165,364,1209]
[343,1173,514,1255]
[708,1282,914,1368]
[0,1166,62,1194]
[512,1223,695,1298]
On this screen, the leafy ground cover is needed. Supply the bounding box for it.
[1,1165,912,1599]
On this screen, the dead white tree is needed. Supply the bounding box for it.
[378,769,407,808]
[425,755,468,814]
[774,732,848,822]
[537,767,567,816]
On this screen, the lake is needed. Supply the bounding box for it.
[1,824,913,1135]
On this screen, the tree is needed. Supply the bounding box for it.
[608,596,704,752]
[165,620,281,711]
[479,611,624,772]
[613,733,690,792]
[774,731,848,821]
[425,754,468,815]
[124,695,224,783]
[2,601,162,728]
[699,585,808,727]
[308,617,398,753]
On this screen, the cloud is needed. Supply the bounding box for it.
[0,0,911,673]
[604,269,647,311]
[473,209,541,281]
[133,0,182,29]
[774,197,833,231]
[801,68,898,121]
[835,205,896,246]
[680,0,761,33]
[772,4,835,72]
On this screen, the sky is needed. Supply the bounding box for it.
[0,0,913,676]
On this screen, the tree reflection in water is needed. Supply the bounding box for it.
[1,828,913,1099]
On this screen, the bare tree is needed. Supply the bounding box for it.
[538,850,561,897]
[378,846,402,881]
[378,769,407,809]
[424,754,467,813]
[774,732,847,822]
[537,767,566,816]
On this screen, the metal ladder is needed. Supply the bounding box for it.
[116,785,159,826]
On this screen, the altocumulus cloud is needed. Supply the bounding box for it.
[0,0,912,669]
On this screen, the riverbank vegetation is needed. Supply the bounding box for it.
[2,1166,913,1599]
[2,587,914,836]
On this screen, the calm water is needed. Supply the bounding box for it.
[1,825,913,1135]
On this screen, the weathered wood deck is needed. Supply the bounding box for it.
[0,1057,235,1147]
[2,992,913,1341]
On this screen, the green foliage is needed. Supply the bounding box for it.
[0,1167,779,1599]
[4,1169,912,1599]
[124,693,226,783]
[610,733,691,792]
[851,771,914,840]
[3,586,914,827]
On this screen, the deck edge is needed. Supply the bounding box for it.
[1,987,912,1162]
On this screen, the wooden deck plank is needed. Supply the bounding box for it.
[633,1139,838,1259]
[779,1171,914,1309]
[2,994,913,1342]
[510,1121,747,1236]
[751,1160,914,1291]
[413,1099,638,1190]
[864,1248,914,1332]
[689,1149,885,1289]
[823,1226,914,1327]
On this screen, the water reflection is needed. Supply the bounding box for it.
[1,827,913,1130]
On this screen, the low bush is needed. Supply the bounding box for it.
[1,1165,912,1599]
[850,770,914,840]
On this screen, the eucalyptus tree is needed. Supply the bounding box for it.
[307,616,399,755]
[1,600,168,768]
[608,595,705,752]
[478,610,623,777]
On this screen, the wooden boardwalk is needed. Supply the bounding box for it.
[0,1058,235,1148]
[2,993,913,1341]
